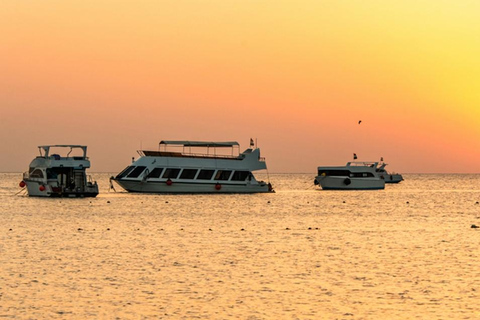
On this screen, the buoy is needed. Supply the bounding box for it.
[215,183,221,190]
[19,181,26,188]
[39,185,46,191]
[166,179,173,186]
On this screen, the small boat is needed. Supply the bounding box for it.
[314,162,385,190]
[375,162,404,183]
[20,145,99,197]
[112,140,273,193]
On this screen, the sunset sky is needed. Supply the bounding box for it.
[1,0,480,173]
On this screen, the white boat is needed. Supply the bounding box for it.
[375,162,404,183]
[20,145,99,197]
[112,140,273,193]
[314,162,385,190]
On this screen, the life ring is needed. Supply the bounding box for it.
[166,179,173,186]
[39,185,46,191]
[215,183,221,190]
[19,181,26,188]
[344,178,351,186]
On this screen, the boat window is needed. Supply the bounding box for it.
[116,166,136,179]
[162,168,181,179]
[215,170,232,181]
[197,169,215,180]
[46,168,59,179]
[127,166,147,178]
[179,169,198,179]
[350,172,375,178]
[318,170,351,176]
[30,169,44,178]
[231,171,251,181]
[147,168,164,179]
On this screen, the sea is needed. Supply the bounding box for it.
[1,173,480,319]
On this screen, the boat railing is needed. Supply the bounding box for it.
[181,152,239,159]
[140,150,241,160]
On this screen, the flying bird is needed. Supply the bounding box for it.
[358,120,362,124]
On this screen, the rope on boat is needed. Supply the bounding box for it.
[14,187,27,196]
[109,176,117,192]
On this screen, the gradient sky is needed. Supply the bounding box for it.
[1,0,480,173]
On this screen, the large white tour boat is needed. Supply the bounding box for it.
[112,140,273,193]
[20,145,99,197]
[314,162,385,190]
[375,162,404,183]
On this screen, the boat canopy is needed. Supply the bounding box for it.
[38,145,88,157]
[159,141,239,148]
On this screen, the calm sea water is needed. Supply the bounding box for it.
[1,173,480,319]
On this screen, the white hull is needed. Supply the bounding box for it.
[318,176,385,190]
[114,180,270,193]
[24,179,99,197]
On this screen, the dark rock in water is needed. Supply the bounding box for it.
[107,228,110,231]
[406,201,409,204]
[241,228,245,231]
[471,224,479,229]
[476,202,479,205]
[209,228,212,231]
[343,201,346,203]
[165,201,169,204]
[9,228,12,231]
[107,201,110,204]
[77,228,83,231]
[308,227,312,230]
[286,227,290,230]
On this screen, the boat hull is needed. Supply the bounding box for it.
[379,173,404,183]
[113,179,271,194]
[24,179,99,198]
[317,176,385,190]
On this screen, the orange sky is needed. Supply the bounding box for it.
[1,0,480,173]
